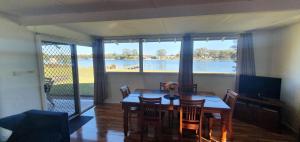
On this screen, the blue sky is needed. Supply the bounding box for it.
[194,39,237,50]
[77,45,93,55]
[76,39,237,55]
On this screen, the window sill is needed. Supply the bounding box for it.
[193,72,236,76]
[105,72,236,76]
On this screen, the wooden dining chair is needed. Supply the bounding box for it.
[159,82,167,91]
[179,84,198,93]
[120,85,138,131]
[179,99,205,142]
[139,96,162,142]
[207,89,239,140]
[120,85,131,98]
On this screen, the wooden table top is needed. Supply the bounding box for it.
[121,89,230,110]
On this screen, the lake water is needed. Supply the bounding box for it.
[78,59,236,73]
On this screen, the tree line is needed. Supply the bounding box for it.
[105,48,236,60]
[44,47,237,61]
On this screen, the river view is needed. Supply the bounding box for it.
[78,59,236,73]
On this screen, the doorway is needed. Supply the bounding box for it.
[40,41,94,116]
[77,45,94,112]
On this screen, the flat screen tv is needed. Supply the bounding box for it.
[239,75,281,99]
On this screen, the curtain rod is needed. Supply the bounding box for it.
[100,32,241,40]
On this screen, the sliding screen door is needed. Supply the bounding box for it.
[77,45,94,112]
[41,41,79,116]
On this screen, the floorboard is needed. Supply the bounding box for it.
[70,104,297,142]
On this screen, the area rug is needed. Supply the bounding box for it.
[69,116,93,134]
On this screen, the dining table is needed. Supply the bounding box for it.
[121,89,232,142]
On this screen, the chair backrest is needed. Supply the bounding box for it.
[180,99,205,122]
[179,84,197,93]
[120,85,131,98]
[223,89,239,117]
[160,82,180,92]
[159,82,167,91]
[139,96,162,120]
[44,78,54,93]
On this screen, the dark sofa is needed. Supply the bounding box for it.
[0,110,70,142]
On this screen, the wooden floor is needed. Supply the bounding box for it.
[70,104,297,142]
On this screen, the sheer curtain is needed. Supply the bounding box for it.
[92,38,107,105]
[178,34,194,92]
[235,33,256,91]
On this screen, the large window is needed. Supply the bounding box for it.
[103,37,237,74]
[193,39,237,73]
[104,40,139,72]
[143,40,181,72]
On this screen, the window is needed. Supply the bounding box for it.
[76,45,94,111]
[193,39,237,73]
[143,40,181,72]
[104,40,139,72]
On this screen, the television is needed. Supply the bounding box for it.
[238,75,281,99]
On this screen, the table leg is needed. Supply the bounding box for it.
[228,114,233,141]
[221,110,230,142]
[123,104,129,136]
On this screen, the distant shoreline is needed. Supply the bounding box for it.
[100,59,235,61]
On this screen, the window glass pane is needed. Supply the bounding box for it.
[77,45,94,111]
[143,41,181,72]
[104,41,139,72]
[193,39,237,73]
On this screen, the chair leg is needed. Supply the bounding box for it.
[129,113,132,131]
[209,118,214,141]
[159,121,162,141]
[140,126,144,142]
[155,124,159,142]
[229,118,233,141]
[199,128,202,142]
[168,110,171,128]
[179,128,183,142]
[140,119,144,142]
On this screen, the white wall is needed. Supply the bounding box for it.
[0,16,92,140]
[252,30,274,76]
[105,73,236,103]
[0,17,42,116]
[0,16,42,139]
[268,22,300,132]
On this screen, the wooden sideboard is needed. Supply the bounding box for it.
[234,95,283,132]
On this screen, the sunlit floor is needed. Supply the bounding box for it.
[47,96,94,115]
[70,104,297,142]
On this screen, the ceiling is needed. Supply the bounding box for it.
[0,0,243,17]
[1,0,300,25]
[2,0,300,37]
[48,10,300,37]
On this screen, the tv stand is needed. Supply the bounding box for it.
[234,95,283,132]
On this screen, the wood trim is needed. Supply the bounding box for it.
[139,38,143,73]
[35,35,47,110]
[71,44,81,115]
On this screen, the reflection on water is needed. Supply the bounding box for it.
[78,59,236,73]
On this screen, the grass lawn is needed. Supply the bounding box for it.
[45,65,179,96]
[50,83,94,96]
[45,66,94,96]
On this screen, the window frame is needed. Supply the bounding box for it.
[142,39,182,73]
[103,35,238,75]
[192,37,238,74]
[104,39,141,73]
